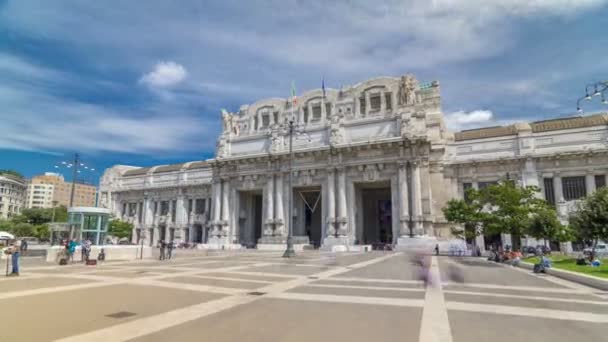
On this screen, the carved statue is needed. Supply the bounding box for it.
[221,109,234,134]
[398,74,418,106]
[269,124,283,152]
[329,113,344,145]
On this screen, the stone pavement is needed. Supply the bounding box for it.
[1,251,607,342]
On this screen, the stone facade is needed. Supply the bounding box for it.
[99,74,608,251]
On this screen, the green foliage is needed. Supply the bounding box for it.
[108,219,133,239]
[33,224,50,241]
[443,189,485,240]
[10,222,35,237]
[480,181,547,237]
[569,187,608,250]
[443,180,552,240]
[527,207,571,243]
[10,206,68,225]
[0,169,24,179]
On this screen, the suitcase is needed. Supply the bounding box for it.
[86,259,97,266]
[59,258,68,265]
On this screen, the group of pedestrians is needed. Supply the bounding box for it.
[158,240,174,261]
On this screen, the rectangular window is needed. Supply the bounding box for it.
[303,107,309,123]
[273,111,279,125]
[122,203,127,216]
[171,200,177,222]
[312,105,322,121]
[188,199,193,214]
[160,201,169,215]
[595,175,606,189]
[262,114,270,127]
[254,116,258,130]
[562,176,587,201]
[385,93,392,110]
[463,182,473,202]
[128,202,137,216]
[195,199,205,214]
[359,96,366,114]
[544,178,555,205]
[325,103,331,118]
[370,94,381,111]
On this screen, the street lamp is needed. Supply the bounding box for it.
[283,120,296,258]
[140,191,149,260]
[577,80,608,113]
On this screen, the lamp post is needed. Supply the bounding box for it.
[140,192,149,260]
[577,81,608,113]
[283,120,296,258]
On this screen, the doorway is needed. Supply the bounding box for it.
[159,224,166,242]
[238,191,263,248]
[357,182,393,246]
[295,187,322,248]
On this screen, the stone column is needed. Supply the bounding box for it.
[586,173,596,195]
[398,163,409,236]
[211,181,222,235]
[336,168,348,236]
[275,172,285,236]
[326,169,336,237]
[221,180,230,233]
[364,92,370,116]
[380,90,386,112]
[264,174,274,236]
[412,161,423,235]
[553,175,564,202]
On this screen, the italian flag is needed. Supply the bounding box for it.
[291,81,297,106]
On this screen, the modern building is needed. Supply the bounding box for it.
[99,74,608,251]
[25,182,54,209]
[0,172,27,219]
[26,172,97,208]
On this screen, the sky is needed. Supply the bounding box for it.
[1,0,607,184]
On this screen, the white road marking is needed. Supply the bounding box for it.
[324,277,423,285]
[0,280,123,300]
[190,274,275,284]
[52,252,401,342]
[268,292,424,307]
[419,256,453,342]
[442,282,590,294]
[447,301,608,323]
[305,283,425,292]
[221,270,301,279]
[129,278,246,295]
[443,290,608,306]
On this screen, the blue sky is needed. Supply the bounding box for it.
[1,0,607,183]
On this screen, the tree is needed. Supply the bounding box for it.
[10,222,35,237]
[480,181,547,239]
[0,169,24,179]
[443,187,486,243]
[569,187,608,257]
[33,224,50,241]
[108,219,133,239]
[527,207,571,245]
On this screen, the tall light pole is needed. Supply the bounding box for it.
[140,192,148,259]
[283,120,296,258]
[69,153,79,208]
[577,80,608,112]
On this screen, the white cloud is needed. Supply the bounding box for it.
[0,55,214,155]
[139,61,187,88]
[446,110,494,131]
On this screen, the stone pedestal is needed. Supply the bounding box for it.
[201,236,241,250]
[395,235,438,252]
[321,235,354,252]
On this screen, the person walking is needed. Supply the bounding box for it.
[5,240,21,276]
[68,239,78,263]
[434,244,439,256]
[167,241,174,260]
[158,240,166,261]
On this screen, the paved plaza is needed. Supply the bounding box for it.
[2,251,608,342]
